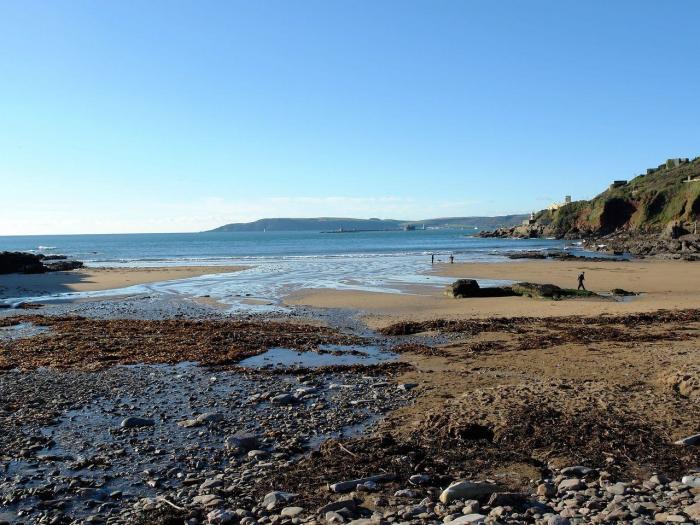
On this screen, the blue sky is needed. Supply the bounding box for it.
[1,1,699,234]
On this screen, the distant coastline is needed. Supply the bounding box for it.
[207,214,528,233]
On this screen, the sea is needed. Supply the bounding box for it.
[0,230,579,311]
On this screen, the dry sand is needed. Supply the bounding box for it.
[285,259,700,328]
[0,266,247,300]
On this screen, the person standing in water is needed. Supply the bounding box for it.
[431,253,435,265]
[577,271,586,290]
[449,254,454,264]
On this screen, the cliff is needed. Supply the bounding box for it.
[538,156,700,238]
[481,156,700,251]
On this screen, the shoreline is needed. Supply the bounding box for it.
[0,265,248,301]
[285,258,700,327]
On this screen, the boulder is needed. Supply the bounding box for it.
[445,514,487,525]
[262,491,297,509]
[207,509,235,524]
[557,478,583,493]
[271,394,297,405]
[120,417,155,428]
[674,433,700,446]
[445,279,517,298]
[446,279,481,298]
[225,432,260,452]
[280,507,304,518]
[560,465,596,476]
[439,481,498,504]
[681,475,700,488]
[330,474,394,493]
[317,499,357,515]
[685,501,700,520]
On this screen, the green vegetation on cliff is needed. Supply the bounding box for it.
[536,157,700,237]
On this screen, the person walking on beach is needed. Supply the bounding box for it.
[431,253,435,265]
[577,271,586,290]
[449,254,454,264]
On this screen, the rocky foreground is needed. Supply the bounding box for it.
[1,305,700,524]
[145,467,700,525]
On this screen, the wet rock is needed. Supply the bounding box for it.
[120,417,155,428]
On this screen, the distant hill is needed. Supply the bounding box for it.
[207,215,528,233]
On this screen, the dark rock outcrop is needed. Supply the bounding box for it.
[511,282,597,299]
[42,260,84,271]
[0,251,84,274]
[445,279,516,298]
[0,252,46,274]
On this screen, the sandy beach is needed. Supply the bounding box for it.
[285,259,700,327]
[0,265,248,300]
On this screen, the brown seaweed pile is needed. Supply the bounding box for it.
[379,308,700,353]
[0,315,364,370]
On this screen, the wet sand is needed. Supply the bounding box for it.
[285,259,700,327]
[0,266,247,300]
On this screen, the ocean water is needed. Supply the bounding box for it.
[0,230,573,310]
